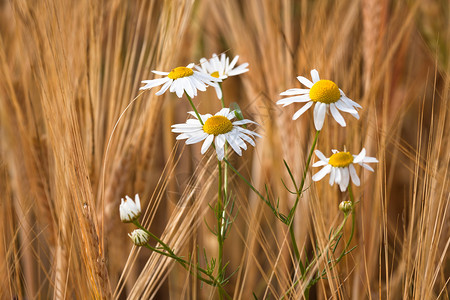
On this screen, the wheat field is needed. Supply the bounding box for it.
[0,0,449,299]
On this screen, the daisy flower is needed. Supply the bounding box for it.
[196,53,249,99]
[171,108,261,161]
[277,69,362,130]
[140,63,221,98]
[119,194,141,223]
[312,148,378,192]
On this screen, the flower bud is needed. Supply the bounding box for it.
[339,200,353,214]
[120,194,141,223]
[128,229,150,246]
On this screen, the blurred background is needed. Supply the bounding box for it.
[0,0,448,299]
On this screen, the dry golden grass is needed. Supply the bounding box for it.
[0,0,448,299]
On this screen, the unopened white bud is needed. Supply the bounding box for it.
[128,229,150,246]
[339,200,353,214]
[119,194,141,223]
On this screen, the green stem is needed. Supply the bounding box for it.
[133,221,175,255]
[347,185,356,249]
[281,213,351,299]
[304,287,310,300]
[289,225,301,263]
[185,93,204,125]
[281,186,358,299]
[288,130,320,221]
[336,185,356,262]
[217,81,228,299]
[287,130,320,262]
[142,244,231,299]
[135,223,231,299]
[217,160,225,300]
[218,82,229,233]
[142,244,210,283]
[223,159,264,199]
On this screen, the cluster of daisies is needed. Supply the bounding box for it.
[121,53,255,246]
[121,54,379,241]
[140,55,378,193]
[140,53,256,162]
[277,69,378,192]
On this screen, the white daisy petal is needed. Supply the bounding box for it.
[201,135,214,154]
[313,102,327,130]
[226,134,243,156]
[217,108,230,116]
[187,111,200,119]
[361,163,375,172]
[171,127,202,133]
[186,132,208,144]
[312,164,332,181]
[362,157,379,163]
[277,94,311,105]
[214,135,227,154]
[349,164,360,186]
[156,79,172,95]
[215,134,226,148]
[335,168,342,184]
[235,135,247,150]
[310,69,320,83]
[171,123,202,129]
[176,133,192,140]
[280,88,310,96]
[341,97,362,113]
[297,76,314,88]
[190,76,208,91]
[228,64,249,76]
[329,167,336,185]
[232,119,257,125]
[292,101,313,120]
[238,133,255,146]
[314,150,327,161]
[140,77,170,90]
[341,94,362,109]
[228,55,239,70]
[182,78,194,98]
[312,160,328,167]
[186,119,200,125]
[170,79,181,95]
[216,145,225,161]
[351,112,360,120]
[329,103,346,127]
[339,168,350,191]
[335,100,358,114]
[226,111,236,120]
[353,148,366,163]
[171,128,201,134]
[215,86,222,99]
[237,127,262,138]
[152,70,170,76]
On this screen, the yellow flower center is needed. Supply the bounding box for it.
[203,116,233,135]
[168,67,194,79]
[329,152,353,167]
[210,71,220,78]
[309,80,341,104]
